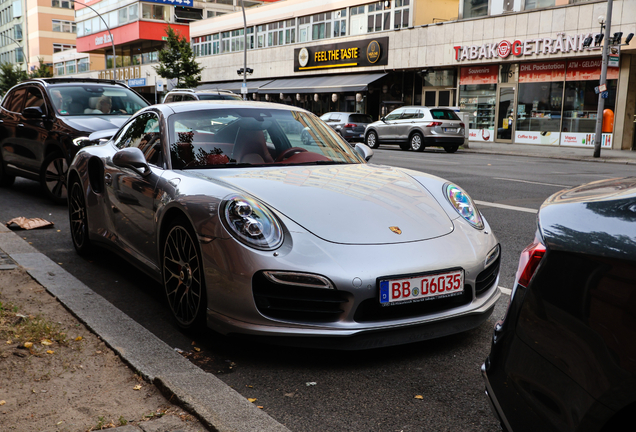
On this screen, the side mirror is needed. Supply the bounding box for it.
[380,116,386,123]
[354,143,373,162]
[113,147,151,176]
[23,106,45,119]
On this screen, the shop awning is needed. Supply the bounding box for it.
[257,73,387,94]
[197,79,274,93]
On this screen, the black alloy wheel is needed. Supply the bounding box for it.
[41,152,68,204]
[68,179,92,255]
[444,145,459,153]
[410,132,425,152]
[366,131,379,149]
[0,154,15,187]
[162,218,207,329]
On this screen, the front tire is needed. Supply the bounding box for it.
[366,131,379,149]
[162,218,207,330]
[410,132,424,152]
[40,152,68,204]
[444,145,459,153]
[68,178,93,256]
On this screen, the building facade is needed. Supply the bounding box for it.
[189,0,636,151]
[70,0,278,102]
[0,0,78,71]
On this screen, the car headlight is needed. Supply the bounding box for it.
[223,195,283,250]
[444,183,484,229]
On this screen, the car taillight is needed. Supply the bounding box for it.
[344,123,356,128]
[514,237,546,288]
[427,121,443,127]
[459,122,465,129]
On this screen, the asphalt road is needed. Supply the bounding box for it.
[2,148,634,432]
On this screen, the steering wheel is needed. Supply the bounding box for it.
[275,147,308,162]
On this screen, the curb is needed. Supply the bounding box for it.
[0,223,290,432]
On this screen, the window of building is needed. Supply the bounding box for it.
[65,60,76,75]
[129,4,139,21]
[52,0,73,8]
[78,57,90,73]
[53,43,76,53]
[333,9,346,38]
[13,23,22,40]
[285,19,296,44]
[312,13,331,41]
[52,20,76,33]
[350,6,366,36]
[221,31,230,52]
[119,7,128,25]
[267,21,284,46]
[207,10,214,18]
[54,62,64,76]
[367,2,391,33]
[298,16,310,42]
[394,0,410,29]
[461,0,488,19]
[142,4,169,21]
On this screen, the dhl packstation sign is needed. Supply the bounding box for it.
[294,37,388,72]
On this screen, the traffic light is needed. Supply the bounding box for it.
[626,33,634,45]
[594,33,604,46]
[582,36,593,47]
[237,68,254,76]
[610,32,623,45]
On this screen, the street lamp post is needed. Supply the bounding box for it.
[71,0,117,80]
[3,34,27,71]
[593,0,613,158]
[241,0,247,100]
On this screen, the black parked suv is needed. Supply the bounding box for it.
[0,78,148,203]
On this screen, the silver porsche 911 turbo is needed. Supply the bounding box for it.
[68,101,501,349]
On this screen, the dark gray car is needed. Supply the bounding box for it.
[365,106,465,153]
[320,112,374,142]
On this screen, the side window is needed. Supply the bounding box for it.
[401,109,418,120]
[384,109,403,121]
[331,113,342,121]
[113,112,162,166]
[172,94,183,102]
[184,95,197,101]
[164,95,173,103]
[24,87,47,115]
[2,88,26,113]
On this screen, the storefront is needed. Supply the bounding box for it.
[456,57,620,148]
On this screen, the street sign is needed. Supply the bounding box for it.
[608,54,620,67]
[601,91,609,99]
[156,80,163,92]
[594,86,600,94]
[127,78,146,87]
[240,83,248,94]
[599,83,607,92]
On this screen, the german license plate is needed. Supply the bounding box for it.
[379,270,464,305]
[444,128,456,133]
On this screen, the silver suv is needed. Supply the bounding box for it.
[365,106,465,153]
[162,89,242,103]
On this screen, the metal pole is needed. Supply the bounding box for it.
[593,0,613,158]
[241,0,247,101]
[72,0,117,80]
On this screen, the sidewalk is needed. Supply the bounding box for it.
[463,141,636,165]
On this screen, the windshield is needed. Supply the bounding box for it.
[48,84,149,116]
[169,107,364,169]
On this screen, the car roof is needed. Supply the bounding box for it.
[159,100,311,114]
[167,89,237,94]
[23,78,126,87]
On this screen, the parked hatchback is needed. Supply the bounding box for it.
[365,106,465,153]
[0,78,148,203]
[320,112,374,142]
[162,89,243,103]
[482,177,636,432]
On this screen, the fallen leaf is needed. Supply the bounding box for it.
[246,385,253,388]
[414,395,424,400]
[6,340,11,344]
[75,336,82,341]
[46,350,54,354]
[41,339,53,346]
[247,398,257,403]
[193,347,201,352]
[24,342,33,349]
[191,341,197,346]
[96,351,102,354]
[133,385,142,391]
[0,400,5,406]
[257,406,264,409]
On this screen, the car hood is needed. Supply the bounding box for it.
[59,115,130,133]
[539,177,636,260]
[208,164,454,245]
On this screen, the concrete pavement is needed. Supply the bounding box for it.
[0,142,634,431]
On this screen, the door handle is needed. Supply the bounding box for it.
[104,173,112,186]
[17,124,25,127]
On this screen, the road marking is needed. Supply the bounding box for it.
[475,200,538,214]
[499,286,512,295]
[493,177,569,188]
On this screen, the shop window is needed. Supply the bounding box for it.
[462,0,488,19]
[459,84,497,140]
[516,82,564,133]
[562,80,617,133]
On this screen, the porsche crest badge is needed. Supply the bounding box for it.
[389,226,402,235]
